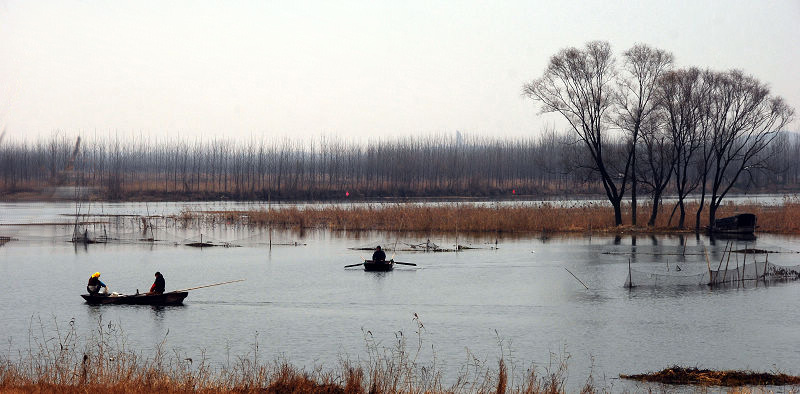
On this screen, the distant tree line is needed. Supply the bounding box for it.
[0,132,587,200]
[524,41,795,229]
[1,128,799,210]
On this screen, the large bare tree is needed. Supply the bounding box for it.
[637,114,675,226]
[659,68,707,229]
[699,70,794,228]
[523,41,629,225]
[613,44,673,225]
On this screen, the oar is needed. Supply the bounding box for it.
[344,255,369,268]
[393,261,416,266]
[172,279,245,292]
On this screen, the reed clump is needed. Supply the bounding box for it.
[191,198,800,234]
[621,366,800,387]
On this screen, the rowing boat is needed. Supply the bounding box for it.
[80,279,245,305]
[81,291,188,305]
[363,260,394,272]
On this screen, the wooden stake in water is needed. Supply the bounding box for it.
[628,258,633,289]
[722,243,732,283]
[742,244,748,283]
[714,242,730,284]
[703,245,712,287]
[268,193,272,250]
[455,202,458,252]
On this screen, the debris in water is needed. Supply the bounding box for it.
[621,366,800,386]
[731,248,782,254]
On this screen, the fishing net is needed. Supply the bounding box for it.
[349,239,444,252]
[624,261,800,288]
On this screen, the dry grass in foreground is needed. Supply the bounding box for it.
[184,198,800,234]
[621,366,800,387]
[0,317,589,394]
[4,317,797,394]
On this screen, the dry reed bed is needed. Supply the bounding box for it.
[0,319,584,394]
[187,199,800,234]
[4,321,793,394]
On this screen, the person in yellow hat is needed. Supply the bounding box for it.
[86,272,107,295]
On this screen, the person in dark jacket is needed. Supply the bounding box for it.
[149,272,165,294]
[372,246,386,262]
[87,272,107,295]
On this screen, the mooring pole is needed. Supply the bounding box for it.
[704,245,712,287]
[628,258,633,289]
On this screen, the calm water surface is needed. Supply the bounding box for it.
[2,201,800,391]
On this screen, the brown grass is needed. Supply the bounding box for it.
[621,366,800,387]
[4,319,794,393]
[0,318,589,394]
[186,198,800,234]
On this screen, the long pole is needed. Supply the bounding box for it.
[742,244,748,283]
[627,258,633,289]
[703,245,712,287]
[564,267,589,290]
[268,193,272,250]
[173,279,245,293]
[722,243,732,283]
[713,242,729,284]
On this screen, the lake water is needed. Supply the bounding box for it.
[2,201,800,392]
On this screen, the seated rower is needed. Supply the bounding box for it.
[372,245,386,262]
[149,271,165,294]
[87,272,107,295]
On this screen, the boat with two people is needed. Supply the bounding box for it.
[81,279,245,305]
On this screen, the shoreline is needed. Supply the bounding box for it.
[5,197,800,236]
[182,200,800,235]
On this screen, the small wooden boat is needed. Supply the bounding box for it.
[81,291,188,305]
[344,260,416,271]
[363,260,394,272]
[80,279,245,306]
[710,213,757,234]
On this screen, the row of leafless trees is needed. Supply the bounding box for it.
[1,128,799,207]
[524,41,795,229]
[0,131,589,200]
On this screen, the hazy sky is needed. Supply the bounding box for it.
[1,0,798,142]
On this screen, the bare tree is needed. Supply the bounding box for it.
[700,70,794,228]
[659,68,706,228]
[637,115,675,225]
[613,44,673,225]
[524,41,628,225]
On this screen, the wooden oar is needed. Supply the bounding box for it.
[344,262,364,268]
[393,261,416,266]
[172,279,245,292]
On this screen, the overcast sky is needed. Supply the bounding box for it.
[1,0,798,142]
